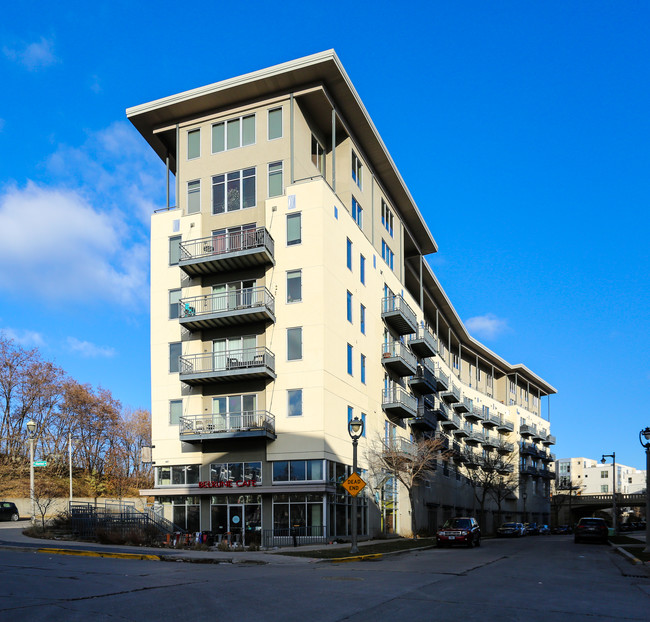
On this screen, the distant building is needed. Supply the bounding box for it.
[128,51,557,543]
[555,457,645,495]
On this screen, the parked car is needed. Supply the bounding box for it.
[436,517,481,548]
[0,502,19,521]
[497,522,525,537]
[524,522,540,535]
[552,524,572,534]
[574,517,608,544]
[539,524,550,535]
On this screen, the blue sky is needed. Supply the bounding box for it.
[1,2,649,468]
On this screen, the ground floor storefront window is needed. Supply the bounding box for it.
[158,496,200,532]
[329,492,368,539]
[210,494,261,546]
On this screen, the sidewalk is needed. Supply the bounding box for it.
[0,524,391,565]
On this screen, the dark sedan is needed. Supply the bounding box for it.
[574,517,608,544]
[497,522,524,537]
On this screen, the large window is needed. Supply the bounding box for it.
[311,135,324,173]
[169,342,181,373]
[169,399,182,425]
[156,465,199,486]
[268,108,282,140]
[187,129,200,160]
[169,236,181,266]
[272,460,324,482]
[288,389,302,416]
[212,168,256,214]
[268,161,283,197]
[212,114,255,153]
[287,212,301,246]
[210,461,262,484]
[381,200,394,237]
[352,151,362,188]
[287,270,302,303]
[187,180,200,214]
[287,327,302,360]
[169,289,181,319]
[352,197,363,228]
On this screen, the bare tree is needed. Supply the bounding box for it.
[551,478,585,526]
[366,436,448,537]
[32,481,60,531]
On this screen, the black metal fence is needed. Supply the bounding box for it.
[261,526,328,548]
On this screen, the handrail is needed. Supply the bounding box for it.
[180,347,275,375]
[180,411,275,435]
[180,286,274,318]
[179,227,274,261]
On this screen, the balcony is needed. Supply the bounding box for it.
[481,435,499,450]
[520,442,538,457]
[496,441,515,454]
[452,442,463,464]
[382,341,417,377]
[382,387,417,419]
[408,362,437,395]
[179,347,276,385]
[178,227,275,276]
[454,423,471,439]
[464,450,480,469]
[465,407,485,424]
[441,412,461,432]
[531,428,544,443]
[521,465,539,477]
[539,467,555,479]
[430,397,450,422]
[179,286,275,331]
[434,431,451,450]
[496,463,515,476]
[440,382,461,404]
[482,413,501,428]
[453,397,472,414]
[411,403,437,431]
[408,324,437,358]
[434,365,449,391]
[519,424,534,438]
[465,429,485,446]
[496,418,514,433]
[542,434,556,446]
[179,411,276,442]
[382,437,417,460]
[381,295,417,336]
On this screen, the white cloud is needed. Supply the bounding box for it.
[465,313,509,340]
[67,337,116,358]
[3,37,60,71]
[0,327,46,348]
[0,181,148,306]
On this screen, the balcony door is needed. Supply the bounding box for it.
[212,280,255,313]
[212,394,257,432]
[212,224,256,254]
[213,335,256,371]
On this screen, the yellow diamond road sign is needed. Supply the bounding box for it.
[342,472,366,497]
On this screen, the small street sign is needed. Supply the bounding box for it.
[33,461,47,467]
[341,472,366,497]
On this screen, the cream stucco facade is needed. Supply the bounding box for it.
[128,51,557,543]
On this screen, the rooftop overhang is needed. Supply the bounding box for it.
[126,50,437,255]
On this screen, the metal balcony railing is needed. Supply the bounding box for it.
[382,341,418,375]
[179,286,275,320]
[381,387,418,416]
[180,347,275,378]
[179,411,275,438]
[179,227,274,262]
[408,324,438,357]
[381,295,417,335]
[383,437,417,457]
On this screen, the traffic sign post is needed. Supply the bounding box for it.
[342,473,366,497]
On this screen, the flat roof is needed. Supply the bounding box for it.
[127,50,437,255]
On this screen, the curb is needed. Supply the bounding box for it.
[37,547,161,561]
[327,553,382,563]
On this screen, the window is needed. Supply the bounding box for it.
[268,161,283,197]
[288,389,302,416]
[601,485,609,493]
[287,270,302,303]
[346,238,352,270]
[347,343,353,375]
[361,354,366,384]
[287,212,301,246]
[212,114,255,153]
[187,179,200,214]
[272,460,324,482]
[169,289,181,319]
[453,354,459,370]
[334,206,338,219]
[509,381,516,394]
[381,200,394,237]
[352,151,362,188]
[156,465,199,486]
[187,129,200,160]
[360,255,366,284]
[211,461,262,484]
[347,291,353,323]
[287,327,302,360]
[212,168,256,214]
[311,135,324,173]
[352,197,363,228]
[169,399,182,425]
[360,304,366,334]
[381,240,394,270]
[268,108,282,140]
[169,236,182,266]
[169,342,181,373]
[601,471,609,478]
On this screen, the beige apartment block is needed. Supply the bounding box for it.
[556,457,646,496]
[128,51,557,544]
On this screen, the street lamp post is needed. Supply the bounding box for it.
[26,420,37,524]
[348,415,364,555]
[601,452,617,536]
[522,491,527,523]
[638,429,650,553]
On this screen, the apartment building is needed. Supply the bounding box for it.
[127,51,556,543]
[556,457,646,495]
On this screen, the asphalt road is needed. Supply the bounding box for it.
[0,535,648,621]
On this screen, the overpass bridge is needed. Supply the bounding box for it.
[553,492,646,523]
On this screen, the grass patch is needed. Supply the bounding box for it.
[609,535,644,545]
[619,545,650,563]
[273,538,437,559]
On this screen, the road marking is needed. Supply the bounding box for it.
[37,548,160,561]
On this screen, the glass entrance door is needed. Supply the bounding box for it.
[228,504,244,545]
